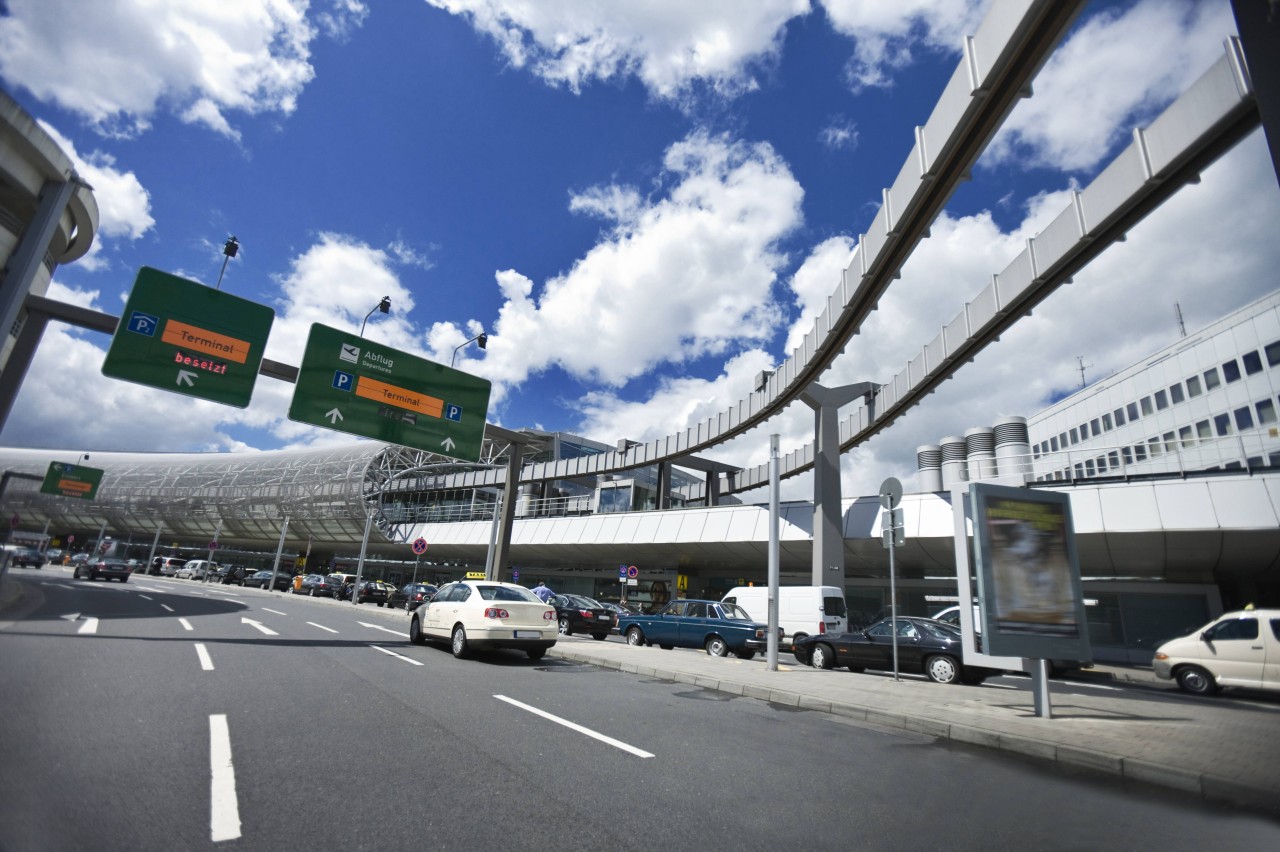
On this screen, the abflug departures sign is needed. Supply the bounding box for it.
[39,461,105,501]
[970,482,1092,663]
[288,323,492,462]
[101,267,275,408]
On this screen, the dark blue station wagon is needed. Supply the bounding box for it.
[617,599,776,659]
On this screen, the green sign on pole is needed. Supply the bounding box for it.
[288,324,491,461]
[101,267,275,408]
[40,461,104,501]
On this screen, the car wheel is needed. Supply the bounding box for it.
[792,633,809,645]
[451,625,469,658]
[409,616,426,646]
[626,627,645,646]
[733,650,756,660]
[527,648,547,661]
[591,633,608,641]
[846,665,865,673]
[925,654,961,684]
[1176,665,1219,696]
[705,636,729,657]
[558,618,572,636]
[73,567,79,579]
[811,643,835,670]
[659,644,674,650]
[119,576,128,583]
[309,588,316,596]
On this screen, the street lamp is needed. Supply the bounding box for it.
[451,332,488,367]
[360,296,392,337]
[215,236,239,290]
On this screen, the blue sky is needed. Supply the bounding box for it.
[2,0,1278,499]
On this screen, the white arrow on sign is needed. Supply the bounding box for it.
[241,617,278,636]
[325,408,344,424]
[177,370,197,387]
[440,437,455,452]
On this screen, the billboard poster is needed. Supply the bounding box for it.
[971,483,1091,662]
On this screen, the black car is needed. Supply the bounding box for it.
[791,616,995,685]
[549,594,614,640]
[335,580,388,605]
[10,547,43,568]
[210,565,249,585]
[297,573,341,597]
[243,570,293,591]
[74,558,131,583]
[389,582,438,611]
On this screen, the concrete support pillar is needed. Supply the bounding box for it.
[485,426,531,582]
[656,461,671,510]
[799,381,876,588]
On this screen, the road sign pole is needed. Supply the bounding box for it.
[767,433,780,672]
[879,477,903,683]
[208,519,221,562]
[269,515,289,593]
[411,553,420,585]
[145,523,163,574]
[351,508,374,605]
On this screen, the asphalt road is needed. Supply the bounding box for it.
[3,567,1278,851]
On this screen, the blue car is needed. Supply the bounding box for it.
[617,599,778,659]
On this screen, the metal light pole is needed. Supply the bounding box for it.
[360,296,391,337]
[269,515,289,593]
[215,236,239,290]
[767,434,781,671]
[351,507,375,605]
[451,332,488,367]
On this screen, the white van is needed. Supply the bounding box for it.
[1153,608,1280,695]
[721,586,847,642]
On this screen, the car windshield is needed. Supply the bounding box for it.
[720,603,752,621]
[566,595,601,608]
[477,584,540,603]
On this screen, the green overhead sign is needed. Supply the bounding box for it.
[40,461,104,501]
[288,323,492,461]
[101,267,275,408]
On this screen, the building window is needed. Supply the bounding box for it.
[1122,447,1134,464]
[1102,412,1113,431]
[1196,419,1212,441]
[1080,422,1091,439]
[1084,459,1096,477]
[1140,396,1153,416]
[1134,443,1148,462]
[1222,360,1242,383]
[1242,350,1263,375]
[1214,413,1232,436]
[1163,431,1176,452]
[1147,437,1162,457]
[1266,340,1280,367]
[1095,455,1107,474]
[1114,407,1127,426]
[1073,463,1084,479]
[1179,425,1193,448]
[1169,384,1184,404]
[1050,435,1059,452]
[1127,402,1140,421]
[1234,406,1254,431]
[1186,375,1202,397]
[1154,390,1168,410]
[1060,431,1068,448]
[1108,450,1120,469]
[1257,398,1277,425]
[1090,417,1100,436]
[1203,368,1221,391]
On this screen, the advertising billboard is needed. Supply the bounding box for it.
[970,483,1091,662]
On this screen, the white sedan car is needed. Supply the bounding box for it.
[408,580,557,660]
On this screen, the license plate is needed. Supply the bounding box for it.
[514,630,540,638]
[598,615,611,621]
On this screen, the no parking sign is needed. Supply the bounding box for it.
[411,537,428,555]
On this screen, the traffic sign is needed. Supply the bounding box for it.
[627,565,639,579]
[511,568,519,582]
[879,476,903,510]
[101,267,275,408]
[208,540,220,551]
[411,537,428,555]
[40,462,104,501]
[288,324,491,461]
[618,564,627,581]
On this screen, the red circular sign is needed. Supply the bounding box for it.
[411,537,428,555]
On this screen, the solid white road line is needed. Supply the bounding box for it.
[358,621,407,638]
[371,644,424,665]
[195,643,214,671]
[179,618,194,631]
[209,715,241,843]
[306,622,338,633]
[494,695,654,758]
[77,617,99,635]
[262,608,287,616]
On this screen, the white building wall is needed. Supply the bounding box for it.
[1028,290,1280,482]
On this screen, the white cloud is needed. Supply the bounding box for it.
[475,131,803,388]
[423,0,809,103]
[819,0,987,91]
[0,0,364,139]
[818,116,858,151]
[987,0,1237,173]
[35,120,154,272]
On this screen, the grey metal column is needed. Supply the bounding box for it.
[0,178,75,353]
[269,515,290,592]
[484,425,531,581]
[656,461,671,510]
[798,382,876,586]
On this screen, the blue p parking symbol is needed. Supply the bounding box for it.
[332,370,354,392]
[444,404,462,422]
[126,311,160,337]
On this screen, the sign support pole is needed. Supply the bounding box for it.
[145,523,163,573]
[767,434,780,671]
[269,515,289,594]
[351,508,374,605]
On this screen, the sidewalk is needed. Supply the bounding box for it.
[548,639,1280,815]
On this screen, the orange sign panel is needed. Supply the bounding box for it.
[354,376,444,418]
[161,320,251,364]
[57,478,93,494]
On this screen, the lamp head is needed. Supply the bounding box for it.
[223,236,239,258]
[477,333,488,350]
